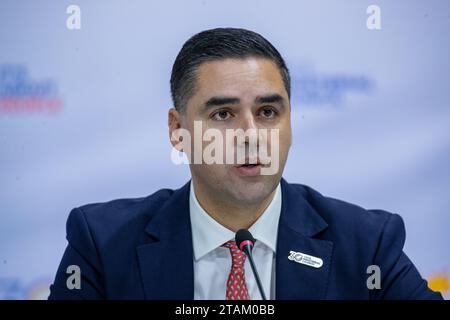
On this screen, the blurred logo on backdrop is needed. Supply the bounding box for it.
[291,65,375,106]
[0,277,51,300]
[0,64,63,115]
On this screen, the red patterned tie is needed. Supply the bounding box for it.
[222,240,250,300]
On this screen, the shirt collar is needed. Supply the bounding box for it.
[189,181,282,261]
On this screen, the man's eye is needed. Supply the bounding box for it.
[260,108,277,118]
[212,110,231,121]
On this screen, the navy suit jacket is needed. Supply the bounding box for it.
[49,179,442,300]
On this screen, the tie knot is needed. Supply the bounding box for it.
[222,240,246,267]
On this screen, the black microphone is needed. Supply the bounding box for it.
[235,229,267,300]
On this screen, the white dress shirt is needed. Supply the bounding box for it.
[189,181,282,300]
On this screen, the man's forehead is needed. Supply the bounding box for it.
[193,57,287,103]
[197,57,282,81]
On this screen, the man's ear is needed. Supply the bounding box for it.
[168,107,183,150]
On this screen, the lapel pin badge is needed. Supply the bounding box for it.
[288,250,323,268]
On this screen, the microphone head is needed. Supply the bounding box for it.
[235,229,256,252]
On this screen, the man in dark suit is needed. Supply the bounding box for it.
[49,28,442,300]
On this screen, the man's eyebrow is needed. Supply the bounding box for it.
[201,93,286,112]
[255,93,285,105]
[203,96,240,110]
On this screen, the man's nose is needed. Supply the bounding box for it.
[238,110,257,131]
[235,110,259,150]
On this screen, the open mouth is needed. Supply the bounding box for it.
[236,157,262,167]
[238,163,260,168]
[235,160,263,176]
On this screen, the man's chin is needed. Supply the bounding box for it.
[226,179,275,205]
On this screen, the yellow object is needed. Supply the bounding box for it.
[428,272,450,296]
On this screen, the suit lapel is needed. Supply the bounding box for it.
[276,179,334,299]
[136,181,194,299]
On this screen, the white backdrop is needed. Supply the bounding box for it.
[0,0,449,299]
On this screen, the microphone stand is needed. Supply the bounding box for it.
[241,244,267,300]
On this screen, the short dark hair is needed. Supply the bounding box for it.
[170,27,291,113]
